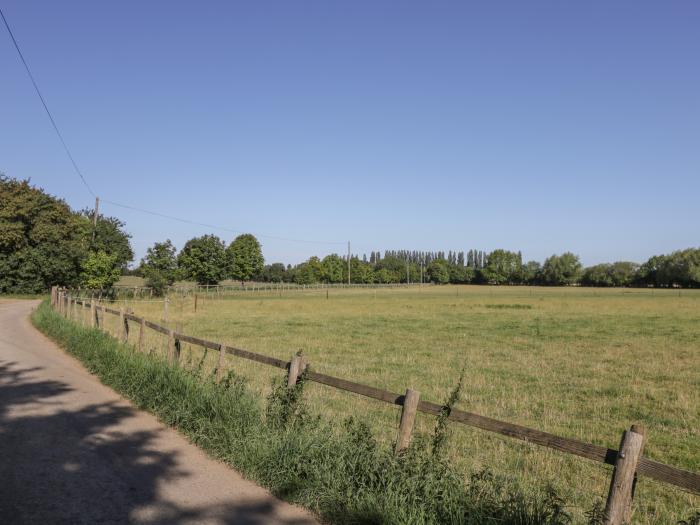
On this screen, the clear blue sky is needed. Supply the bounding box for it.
[2,1,698,266]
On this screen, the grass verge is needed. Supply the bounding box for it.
[33,299,591,524]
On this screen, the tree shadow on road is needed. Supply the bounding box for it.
[0,360,312,524]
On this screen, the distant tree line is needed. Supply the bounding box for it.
[254,248,700,288]
[3,176,699,294]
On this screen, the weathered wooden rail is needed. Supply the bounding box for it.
[51,287,699,524]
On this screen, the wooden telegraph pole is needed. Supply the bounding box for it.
[347,241,351,285]
[91,196,99,243]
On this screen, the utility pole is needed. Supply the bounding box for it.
[347,241,351,285]
[406,259,409,285]
[92,196,100,243]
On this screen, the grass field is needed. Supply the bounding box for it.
[89,285,699,523]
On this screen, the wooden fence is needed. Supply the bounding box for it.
[51,287,699,525]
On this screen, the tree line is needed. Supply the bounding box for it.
[2,176,699,293]
[257,248,700,288]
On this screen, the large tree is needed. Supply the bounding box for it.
[141,240,179,295]
[80,210,134,270]
[427,259,450,284]
[480,249,522,285]
[177,234,228,285]
[0,176,90,293]
[321,254,345,283]
[541,252,582,286]
[227,234,264,284]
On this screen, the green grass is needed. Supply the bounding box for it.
[91,285,700,524]
[33,300,580,525]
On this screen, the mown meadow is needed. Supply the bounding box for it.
[86,285,699,523]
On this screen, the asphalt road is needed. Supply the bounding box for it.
[0,300,318,525]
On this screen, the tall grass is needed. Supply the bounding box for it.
[33,300,576,524]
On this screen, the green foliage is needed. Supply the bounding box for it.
[81,210,134,269]
[321,254,345,283]
[0,176,133,293]
[294,256,323,284]
[261,262,287,282]
[480,249,522,285]
[265,356,311,430]
[348,256,376,284]
[432,371,464,457]
[427,259,450,284]
[33,301,576,525]
[541,252,582,286]
[80,250,122,289]
[581,262,639,287]
[227,234,264,284]
[0,176,91,293]
[140,239,179,295]
[655,248,700,288]
[177,234,228,285]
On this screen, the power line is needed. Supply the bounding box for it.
[1,7,346,248]
[1,7,95,197]
[102,198,346,245]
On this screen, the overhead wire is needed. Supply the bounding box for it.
[1,7,95,197]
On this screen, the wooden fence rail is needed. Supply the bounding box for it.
[53,288,699,524]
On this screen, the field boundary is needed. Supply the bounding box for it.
[52,288,699,522]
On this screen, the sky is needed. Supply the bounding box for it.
[1,1,698,266]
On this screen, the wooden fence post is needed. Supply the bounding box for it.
[90,300,96,328]
[216,343,226,382]
[287,354,307,387]
[167,328,176,364]
[395,388,420,454]
[194,294,198,313]
[603,425,646,525]
[175,322,182,362]
[119,307,129,343]
[138,317,146,353]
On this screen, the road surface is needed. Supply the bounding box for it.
[0,300,318,525]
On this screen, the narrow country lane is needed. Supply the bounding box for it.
[0,300,318,525]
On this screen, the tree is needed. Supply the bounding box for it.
[81,210,133,270]
[177,235,227,285]
[655,248,700,287]
[520,261,541,284]
[261,263,287,282]
[294,256,323,284]
[141,240,178,295]
[480,249,522,285]
[541,252,582,285]
[427,259,450,284]
[0,176,90,293]
[581,264,614,287]
[227,234,264,284]
[80,250,121,289]
[321,254,345,283]
[449,264,474,284]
